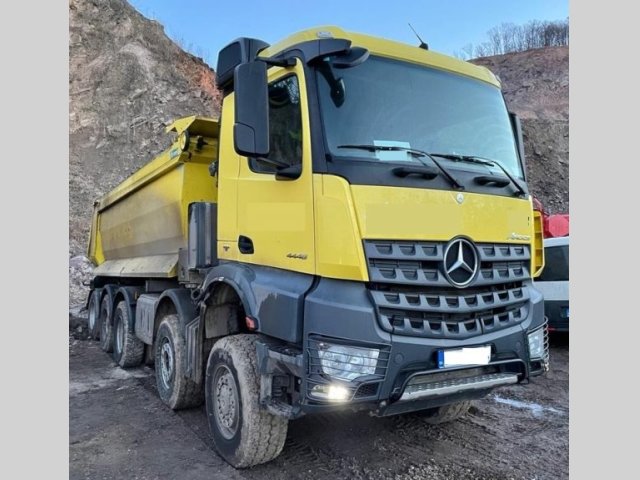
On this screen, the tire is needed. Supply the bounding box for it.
[417,400,472,425]
[154,314,203,409]
[143,344,155,367]
[205,334,288,468]
[112,301,145,368]
[99,294,114,353]
[87,290,101,340]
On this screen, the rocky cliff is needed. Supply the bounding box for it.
[69,0,220,303]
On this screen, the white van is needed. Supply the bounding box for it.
[534,236,569,332]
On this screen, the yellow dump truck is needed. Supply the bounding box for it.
[87,26,547,468]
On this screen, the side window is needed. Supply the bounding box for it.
[250,75,302,173]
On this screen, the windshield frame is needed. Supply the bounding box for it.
[311,54,526,182]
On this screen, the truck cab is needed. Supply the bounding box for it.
[87,26,547,468]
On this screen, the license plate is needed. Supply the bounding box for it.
[437,345,491,368]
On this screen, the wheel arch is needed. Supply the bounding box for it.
[153,288,199,338]
[198,262,314,344]
[200,279,248,340]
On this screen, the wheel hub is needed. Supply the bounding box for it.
[212,365,239,439]
[160,340,174,390]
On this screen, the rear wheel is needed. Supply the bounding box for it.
[99,294,113,353]
[87,290,101,340]
[205,334,288,468]
[143,344,155,366]
[154,314,203,409]
[112,301,145,368]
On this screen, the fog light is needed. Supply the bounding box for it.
[327,384,349,401]
[528,327,545,360]
[310,384,351,402]
[317,343,380,382]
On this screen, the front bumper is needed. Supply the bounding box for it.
[258,277,547,418]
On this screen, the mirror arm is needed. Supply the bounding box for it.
[261,57,296,68]
[254,156,289,169]
[275,164,302,181]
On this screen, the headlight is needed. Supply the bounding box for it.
[528,327,546,360]
[317,343,380,382]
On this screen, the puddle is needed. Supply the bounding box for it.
[70,366,152,395]
[492,395,566,417]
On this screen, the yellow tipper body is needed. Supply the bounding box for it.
[87,116,219,278]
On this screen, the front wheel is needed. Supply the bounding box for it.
[416,400,473,424]
[205,334,288,468]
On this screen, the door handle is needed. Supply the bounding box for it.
[238,235,254,254]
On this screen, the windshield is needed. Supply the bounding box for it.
[315,55,523,179]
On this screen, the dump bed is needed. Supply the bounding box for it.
[87,116,219,279]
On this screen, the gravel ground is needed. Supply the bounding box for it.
[69,324,568,480]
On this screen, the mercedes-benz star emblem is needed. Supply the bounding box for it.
[443,238,479,287]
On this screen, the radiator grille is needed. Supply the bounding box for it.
[365,240,531,339]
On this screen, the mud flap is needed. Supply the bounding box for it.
[256,340,304,419]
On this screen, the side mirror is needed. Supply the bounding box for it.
[234,62,269,157]
[509,112,526,180]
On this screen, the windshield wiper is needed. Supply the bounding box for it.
[337,144,464,190]
[429,153,527,197]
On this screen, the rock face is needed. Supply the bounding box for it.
[471,47,569,214]
[69,0,221,304]
[68,3,568,305]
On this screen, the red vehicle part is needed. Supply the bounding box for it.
[544,214,569,238]
[532,197,569,238]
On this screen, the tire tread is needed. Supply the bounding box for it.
[114,302,145,368]
[155,314,203,410]
[208,334,288,468]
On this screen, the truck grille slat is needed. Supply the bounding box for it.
[365,240,531,339]
[370,287,529,314]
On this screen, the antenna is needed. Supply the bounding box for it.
[408,23,429,50]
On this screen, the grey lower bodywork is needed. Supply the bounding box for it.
[198,259,546,418]
[92,244,546,419]
[200,262,315,344]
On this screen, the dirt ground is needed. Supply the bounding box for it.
[69,322,568,480]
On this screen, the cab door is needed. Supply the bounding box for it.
[235,60,315,274]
